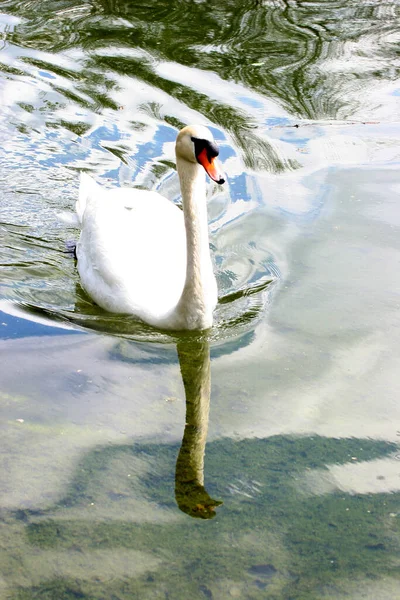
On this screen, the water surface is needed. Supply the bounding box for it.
[1,1,400,598]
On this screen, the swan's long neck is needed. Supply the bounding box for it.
[175,158,216,329]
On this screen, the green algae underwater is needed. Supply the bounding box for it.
[7,435,400,599]
[1,0,400,598]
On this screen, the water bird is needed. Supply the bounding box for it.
[75,125,225,330]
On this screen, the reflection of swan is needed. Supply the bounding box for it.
[175,335,222,518]
[75,125,225,330]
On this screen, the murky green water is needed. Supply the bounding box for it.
[1,1,400,598]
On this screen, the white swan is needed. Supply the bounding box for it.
[75,125,225,330]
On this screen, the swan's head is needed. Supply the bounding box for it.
[176,125,225,185]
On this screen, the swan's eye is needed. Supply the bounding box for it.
[191,137,219,163]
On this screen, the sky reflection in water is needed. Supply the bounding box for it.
[0,1,400,599]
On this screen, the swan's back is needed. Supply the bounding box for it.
[76,174,187,323]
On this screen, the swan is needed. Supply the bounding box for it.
[75,124,225,330]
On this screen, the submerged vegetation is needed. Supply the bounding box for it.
[1,0,400,598]
[6,435,400,599]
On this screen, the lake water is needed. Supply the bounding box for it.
[1,1,400,598]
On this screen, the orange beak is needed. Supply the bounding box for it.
[196,148,225,185]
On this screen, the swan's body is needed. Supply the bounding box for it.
[75,125,225,330]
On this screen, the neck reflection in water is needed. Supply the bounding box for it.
[175,334,223,519]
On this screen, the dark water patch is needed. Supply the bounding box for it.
[10,435,399,599]
[4,0,400,120]
[248,563,277,577]
[1,2,400,599]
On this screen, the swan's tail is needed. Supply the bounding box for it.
[76,173,100,225]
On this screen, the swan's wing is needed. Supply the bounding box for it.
[76,173,98,224]
[76,178,186,318]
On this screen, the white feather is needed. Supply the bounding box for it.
[75,125,223,330]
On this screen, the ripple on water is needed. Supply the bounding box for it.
[1,2,400,598]
[0,226,279,344]
[1,0,399,346]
